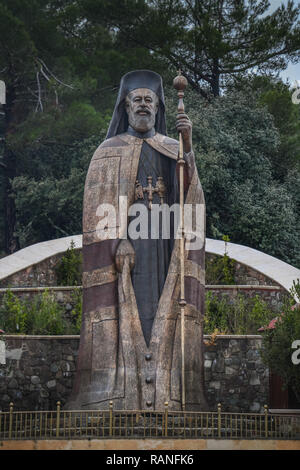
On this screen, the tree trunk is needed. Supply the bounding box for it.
[3,149,19,254]
[3,85,19,254]
[211,59,220,96]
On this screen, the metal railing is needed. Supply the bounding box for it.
[0,402,299,440]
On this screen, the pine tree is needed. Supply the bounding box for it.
[85,0,300,97]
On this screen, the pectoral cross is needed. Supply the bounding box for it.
[135,176,166,210]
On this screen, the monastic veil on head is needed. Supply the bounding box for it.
[106,70,167,139]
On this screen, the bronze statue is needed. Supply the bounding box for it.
[66,70,208,411]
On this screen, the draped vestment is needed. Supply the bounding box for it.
[66,131,208,411]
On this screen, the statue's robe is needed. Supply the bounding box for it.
[128,131,179,346]
[67,131,208,411]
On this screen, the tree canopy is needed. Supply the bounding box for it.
[0,0,161,253]
[0,0,299,270]
[79,0,300,97]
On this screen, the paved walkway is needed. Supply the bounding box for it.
[0,235,299,298]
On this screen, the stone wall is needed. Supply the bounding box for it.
[0,335,269,413]
[0,287,80,316]
[207,285,286,310]
[1,250,282,288]
[206,253,281,287]
[0,252,66,288]
[0,286,79,304]
[0,284,286,313]
[203,336,268,413]
[0,336,78,411]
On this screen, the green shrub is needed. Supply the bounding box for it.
[28,290,66,335]
[0,289,67,335]
[204,292,277,335]
[205,235,236,285]
[206,254,236,285]
[0,287,83,335]
[0,290,29,334]
[260,281,300,402]
[204,292,229,333]
[290,278,300,301]
[0,285,282,338]
[55,240,82,286]
[69,287,82,334]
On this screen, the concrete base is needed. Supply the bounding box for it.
[1,439,300,450]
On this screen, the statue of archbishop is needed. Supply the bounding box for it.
[66,70,208,411]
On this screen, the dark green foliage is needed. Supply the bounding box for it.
[54,241,82,286]
[7,84,300,269]
[229,75,300,179]
[83,0,300,97]
[206,254,236,285]
[70,287,82,334]
[290,278,300,300]
[0,0,299,273]
[204,292,279,335]
[11,135,100,247]
[260,281,300,402]
[0,286,277,337]
[165,87,300,268]
[0,289,30,334]
[206,236,236,285]
[0,0,163,253]
[0,289,65,335]
[0,288,82,335]
[10,86,300,268]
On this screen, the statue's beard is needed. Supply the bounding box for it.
[128,111,156,133]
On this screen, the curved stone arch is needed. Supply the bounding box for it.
[0,235,82,284]
[0,235,299,299]
[206,239,300,300]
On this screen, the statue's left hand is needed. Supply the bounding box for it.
[176,113,192,153]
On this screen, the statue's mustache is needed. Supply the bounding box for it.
[136,107,151,115]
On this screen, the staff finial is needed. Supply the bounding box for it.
[173,71,188,114]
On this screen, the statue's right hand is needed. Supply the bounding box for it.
[115,240,135,273]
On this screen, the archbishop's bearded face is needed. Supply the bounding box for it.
[125,87,159,133]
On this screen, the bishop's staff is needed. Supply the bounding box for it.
[173,71,188,412]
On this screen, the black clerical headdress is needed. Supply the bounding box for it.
[106,70,167,139]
